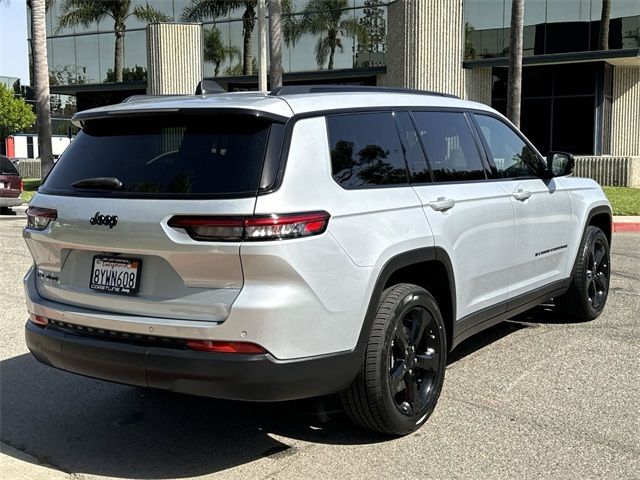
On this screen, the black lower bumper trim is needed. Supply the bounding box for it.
[25,321,362,401]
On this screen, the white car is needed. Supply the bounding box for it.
[23,85,611,435]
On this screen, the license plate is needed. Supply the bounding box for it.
[90,256,141,295]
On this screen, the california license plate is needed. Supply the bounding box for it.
[90,256,141,295]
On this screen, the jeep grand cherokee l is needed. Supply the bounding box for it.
[23,86,611,435]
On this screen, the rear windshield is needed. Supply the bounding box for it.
[1,157,19,176]
[41,114,273,198]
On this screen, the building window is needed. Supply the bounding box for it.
[491,62,606,155]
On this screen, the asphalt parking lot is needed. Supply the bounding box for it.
[1,215,638,480]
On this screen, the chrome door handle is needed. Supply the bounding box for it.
[513,189,531,201]
[429,197,456,212]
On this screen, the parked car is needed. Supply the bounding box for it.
[23,86,612,435]
[0,154,23,213]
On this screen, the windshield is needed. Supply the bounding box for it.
[41,114,273,198]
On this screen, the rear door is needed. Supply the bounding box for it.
[402,110,515,321]
[25,113,281,321]
[472,113,573,297]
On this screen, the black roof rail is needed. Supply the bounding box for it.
[268,85,460,99]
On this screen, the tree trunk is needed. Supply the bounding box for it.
[114,23,125,83]
[268,0,283,88]
[214,61,220,77]
[31,0,53,179]
[506,0,524,128]
[599,0,611,50]
[328,44,335,70]
[242,7,255,75]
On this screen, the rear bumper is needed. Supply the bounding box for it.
[0,196,23,207]
[25,321,362,401]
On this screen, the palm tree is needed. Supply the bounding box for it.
[268,0,283,88]
[506,0,524,128]
[203,26,241,77]
[57,0,170,83]
[599,0,611,50]
[29,0,54,178]
[182,1,257,75]
[298,0,365,70]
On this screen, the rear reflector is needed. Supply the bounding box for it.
[28,313,48,326]
[168,211,330,242]
[26,206,57,231]
[185,340,266,354]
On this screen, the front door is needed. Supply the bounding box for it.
[472,114,573,299]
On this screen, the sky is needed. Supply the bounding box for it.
[0,0,30,85]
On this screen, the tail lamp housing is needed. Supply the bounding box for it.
[26,207,57,231]
[168,211,330,242]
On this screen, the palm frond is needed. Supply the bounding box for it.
[56,0,109,32]
[314,35,332,68]
[131,4,171,23]
[181,0,246,22]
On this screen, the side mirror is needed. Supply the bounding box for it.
[546,151,574,177]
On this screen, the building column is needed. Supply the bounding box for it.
[381,0,490,104]
[610,66,640,156]
[146,23,203,95]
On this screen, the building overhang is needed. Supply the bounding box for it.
[50,81,147,96]
[463,49,640,69]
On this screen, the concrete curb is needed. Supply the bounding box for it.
[0,443,71,479]
[613,216,640,233]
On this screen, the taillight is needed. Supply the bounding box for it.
[168,211,330,242]
[26,206,57,231]
[19,179,24,192]
[185,340,266,354]
[28,313,49,326]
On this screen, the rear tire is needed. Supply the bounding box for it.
[556,226,610,321]
[341,283,447,436]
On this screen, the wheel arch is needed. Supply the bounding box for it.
[357,247,456,352]
[566,204,613,286]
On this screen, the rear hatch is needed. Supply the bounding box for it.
[0,156,22,197]
[24,112,284,322]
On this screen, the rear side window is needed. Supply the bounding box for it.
[41,114,272,197]
[1,157,19,176]
[327,112,408,188]
[412,111,486,182]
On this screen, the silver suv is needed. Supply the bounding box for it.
[23,86,612,435]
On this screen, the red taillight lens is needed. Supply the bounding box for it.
[19,179,24,192]
[168,211,330,242]
[26,206,57,231]
[185,340,266,354]
[28,313,49,326]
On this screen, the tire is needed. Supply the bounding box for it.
[340,283,447,436]
[556,226,610,321]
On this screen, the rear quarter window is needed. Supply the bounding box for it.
[41,114,273,198]
[326,112,409,189]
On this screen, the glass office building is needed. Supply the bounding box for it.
[26,0,640,156]
[464,0,640,155]
[28,0,390,133]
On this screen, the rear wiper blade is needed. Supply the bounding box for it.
[72,177,123,190]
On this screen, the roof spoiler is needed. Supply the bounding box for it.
[195,79,225,95]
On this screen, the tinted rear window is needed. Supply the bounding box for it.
[42,115,272,197]
[327,112,408,188]
[1,157,19,176]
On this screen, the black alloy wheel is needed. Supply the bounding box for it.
[341,283,447,435]
[556,226,610,321]
[585,236,609,310]
[388,306,441,417]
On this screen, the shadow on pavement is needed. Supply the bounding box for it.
[1,315,537,478]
